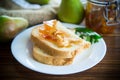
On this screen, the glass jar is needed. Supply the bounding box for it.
[85,0,120,34]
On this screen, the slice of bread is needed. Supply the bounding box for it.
[31,20,91,58]
[32,45,75,66]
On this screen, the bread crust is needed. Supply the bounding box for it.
[33,45,75,66]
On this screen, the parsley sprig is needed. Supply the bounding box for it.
[75,27,102,44]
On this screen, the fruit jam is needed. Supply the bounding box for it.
[85,0,120,34]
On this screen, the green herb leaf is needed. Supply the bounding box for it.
[75,27,93,33]
[75,27,102,44]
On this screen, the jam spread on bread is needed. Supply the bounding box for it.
[39,20,81,47]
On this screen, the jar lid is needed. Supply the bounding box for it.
[88,0,118,6]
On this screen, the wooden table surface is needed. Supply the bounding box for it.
[0,33,120,80]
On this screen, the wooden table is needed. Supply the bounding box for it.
[0,33,120,80]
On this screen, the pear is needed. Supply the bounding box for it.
[26,0,50,5]
[57,0,84,24]
[0,15,28,42]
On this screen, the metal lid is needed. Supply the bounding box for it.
[88,0,119,6]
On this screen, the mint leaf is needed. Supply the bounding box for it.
[75,27,102,44]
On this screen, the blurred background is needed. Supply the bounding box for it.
[0,0,86,26]
[0,0,87,42]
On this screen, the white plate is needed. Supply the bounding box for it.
[11,23,106,75]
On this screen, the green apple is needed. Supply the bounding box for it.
[0,15,28,42]
[26,0,50,5]
[57,0,84,24]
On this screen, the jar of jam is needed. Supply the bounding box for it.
[86,0,120,34]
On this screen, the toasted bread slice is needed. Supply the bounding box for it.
[32,45,75,66]
[31,20,91,58]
